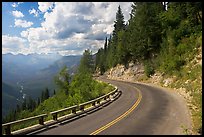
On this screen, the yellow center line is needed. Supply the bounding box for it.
[90,84,142,135]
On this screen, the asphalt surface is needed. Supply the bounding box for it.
[34,77,191,135]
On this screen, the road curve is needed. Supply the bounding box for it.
[34,78,191,135]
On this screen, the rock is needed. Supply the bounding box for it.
[129,62,134,67]
[185,80,190,84]
[163,78,173,87]
[105,62,145,82]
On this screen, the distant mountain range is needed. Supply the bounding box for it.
[2,53,81,117]
[2,53,62,84]
[2,82,22,117]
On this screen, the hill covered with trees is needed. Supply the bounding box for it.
[2,49,114,132]
[95,2,202,135]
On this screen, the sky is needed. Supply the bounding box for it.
[2,2,133,56]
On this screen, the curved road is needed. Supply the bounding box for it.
[34,78,191,135]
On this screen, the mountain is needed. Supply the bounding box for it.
[2,82,22,117]
[21,55,82,99]
[39,55,81,76]
[2,53,62,84]
[2,53,81,117]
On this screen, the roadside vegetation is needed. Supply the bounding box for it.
[2,49,114,133]
[95,2,202,134]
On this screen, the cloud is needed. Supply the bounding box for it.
[11,2,23,8]
[29,8,39,17]
[11,3,18,8]
[12,10,24,18]
[2,35,28,54]
[21,27,51,41]
[38,2,54,13]
[54,15,94,39]
[14,19,33,28]
[15,2,132,56]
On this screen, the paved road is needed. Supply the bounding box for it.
[35,78,191,135]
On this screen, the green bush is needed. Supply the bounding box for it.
[144,61,155,77]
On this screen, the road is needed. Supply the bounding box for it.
[34,78,191,135]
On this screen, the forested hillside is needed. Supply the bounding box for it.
[2,50,114,132]
[95,2,202,135]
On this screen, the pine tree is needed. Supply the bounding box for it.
[129,2,163,60]
[114,5,125,35]
[16,104,21,113]
[53,89,56,95]
[78,49,94,74]
[54,66,70,95]
[22,98,27,110]
[45,87,50,99]
[104,37,108,52]
[111,5,126,67]
[37,97,40,106]
[27,96,33,110]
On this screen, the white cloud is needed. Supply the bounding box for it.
[14,19,33,28]
[21,27,51,41]
[12,10,24,18]
[15,2,132,56]
[2,35,28,54]
[11,3,18,8]
[29,8,39,17]
[11,2,23,8]
[38,2,54,13]
[17,2,24,5]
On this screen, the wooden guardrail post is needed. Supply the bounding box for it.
[92,101,96,106]
[52,113,57,121]
[104,96,106,100]
[5,125,11,135]
[97,100,100,104]
[39,116,44,125]
[80,105,84,111]
[72,108,76,114]
[108,94,110,99]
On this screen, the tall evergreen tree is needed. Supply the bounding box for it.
[113,5,125,36]
[54,66,70,95]
[112,5,126,67]
[53,89,56,95]
[129,2,163,60]
[78,49,94,74]
[104,37,108,52]
[37,97,40,106]
[41,90,45,103]
[21,98,27,110]
[45,87,50,99]
[16,104,21,113]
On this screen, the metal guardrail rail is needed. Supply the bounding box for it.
[2,84,119,135]
[2,114,48,135]
[50,85,118,121]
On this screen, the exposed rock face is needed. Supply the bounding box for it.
[105,62,145,82]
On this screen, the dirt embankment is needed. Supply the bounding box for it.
[102,59,201,134]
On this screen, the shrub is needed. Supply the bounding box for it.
[144,61,155,77]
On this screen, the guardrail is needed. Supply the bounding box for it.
[2,84,120,135]
[2,114,48,135]
[50,105,78,121]
[50,86,118,121]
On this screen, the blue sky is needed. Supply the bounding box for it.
[3,2,41,36]
[2,2,132,56]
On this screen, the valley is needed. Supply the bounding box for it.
[2,53,81,118]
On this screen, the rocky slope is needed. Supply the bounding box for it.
[103,45,202,134]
